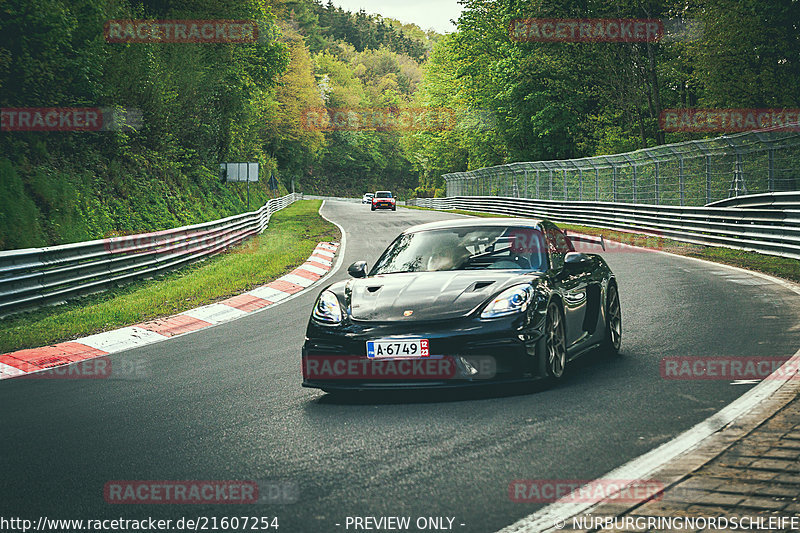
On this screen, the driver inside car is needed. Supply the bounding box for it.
[426,235,472,271]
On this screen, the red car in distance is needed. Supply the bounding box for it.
[371,191,396,211]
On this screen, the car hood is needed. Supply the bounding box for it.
[347,271,538,322]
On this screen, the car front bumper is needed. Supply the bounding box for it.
[302,313,544,390]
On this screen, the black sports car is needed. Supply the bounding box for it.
[302,218,621,391]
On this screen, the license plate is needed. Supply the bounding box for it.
[367,339,429,359]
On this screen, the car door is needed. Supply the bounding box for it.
[547,227,590,349]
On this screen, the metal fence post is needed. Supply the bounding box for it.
[536,169,540,198]
[524,169,529,198]
[612,165,617,203]
[705,155,712,205]
[632,164,637,203]
[579,168,583,201]
[735,153,746,196]
[595,168,599,201]
[549,170,553,200]
[679,156,685,206]
[654,162,660,205]
[768,148,775,192]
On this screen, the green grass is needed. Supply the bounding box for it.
[403,205,800,283]
[0,200,339,354]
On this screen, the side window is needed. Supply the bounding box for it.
[547,228,573,270]
[563,233,575,253]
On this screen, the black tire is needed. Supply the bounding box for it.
[371,205,375,211]
[603,282,622,356]
[544,302,567,380]
[391,206,396,211]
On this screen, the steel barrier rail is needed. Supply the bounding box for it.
[411,195,800,260]
[707,191,800,209]
[0,193,303,316]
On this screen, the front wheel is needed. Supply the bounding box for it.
[371,205,375,211]
[545,302,567,380]
[603,283,622,356]
[391,206,396,211]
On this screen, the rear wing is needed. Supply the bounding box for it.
[563,230,606,251]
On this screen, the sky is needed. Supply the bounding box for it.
[331,0,464,34]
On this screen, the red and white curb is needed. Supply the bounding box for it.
[0,242,340,380]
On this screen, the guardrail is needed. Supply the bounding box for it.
[0,193,303,316]
[706,191,800,209]
[411,194,800,260]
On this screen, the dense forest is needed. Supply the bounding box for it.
[1,0,798,249]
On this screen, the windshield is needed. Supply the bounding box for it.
[375,192,392,198]
[370,226,547,275]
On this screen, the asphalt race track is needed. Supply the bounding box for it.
[1,200,799,532]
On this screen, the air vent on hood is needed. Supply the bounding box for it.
[366,286,382,293]
[470,281,495,291]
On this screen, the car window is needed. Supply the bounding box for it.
[370,226,546,275]
[546,228,573,270]
[376,192,392,198]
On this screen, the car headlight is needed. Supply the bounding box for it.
[481,285,533,318]
[312,290,343,324]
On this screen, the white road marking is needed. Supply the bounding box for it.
[0,362,26,378]
[308,256,332,267]
[182,303,249,324]
[298,264,328,275]
[281,274,315,287]
[80,327,167,352]
[248,286,291,302]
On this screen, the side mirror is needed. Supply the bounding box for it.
[564,252,589,268]
[348,261,368,278]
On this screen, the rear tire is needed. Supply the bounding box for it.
[603,283,622,356]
